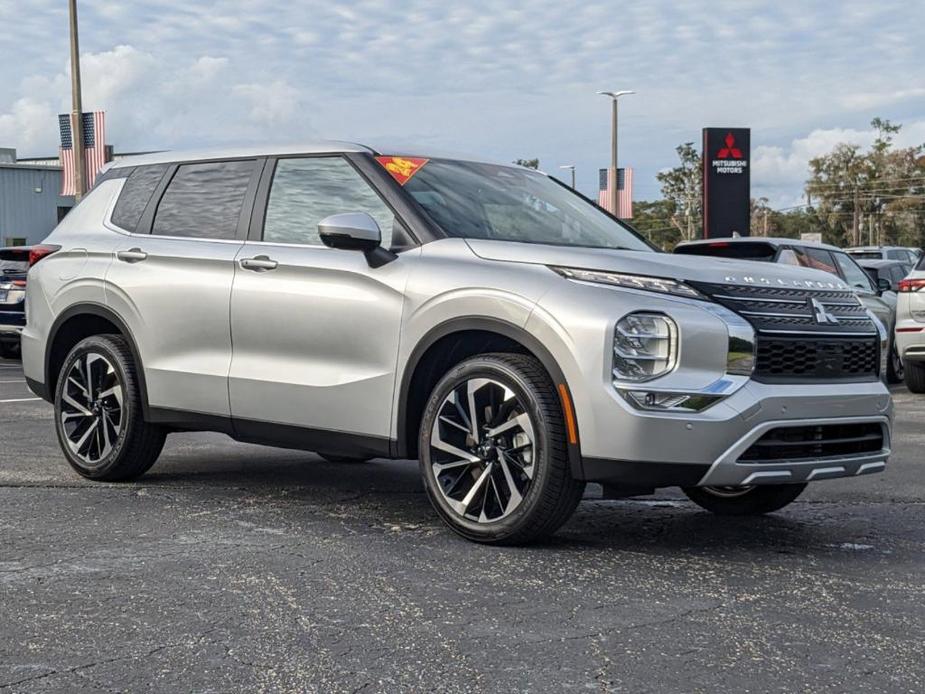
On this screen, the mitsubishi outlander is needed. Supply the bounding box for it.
[21,143,893,543]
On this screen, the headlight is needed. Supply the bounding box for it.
[550,266,704,300]
[613,312,677,382]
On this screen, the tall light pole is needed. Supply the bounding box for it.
[68,0,86,200]
[597,90,634,215]
[559,164,576,189]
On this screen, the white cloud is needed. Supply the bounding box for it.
[841,87,925,111]
[0,98,58,153]
[232,80,300,128]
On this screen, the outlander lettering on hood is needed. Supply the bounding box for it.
[721,274,849,290]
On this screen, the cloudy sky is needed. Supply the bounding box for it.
[1,0,924,206]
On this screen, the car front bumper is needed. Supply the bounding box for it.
[579,378,893,488]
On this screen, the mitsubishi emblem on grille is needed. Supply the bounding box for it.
[809,297,840,325]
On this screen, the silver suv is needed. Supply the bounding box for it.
[21,143,893,543]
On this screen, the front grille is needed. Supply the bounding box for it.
[755,336,879,382]
[738,423,884,463]
[689,282,874,335]
[688,281,880,382]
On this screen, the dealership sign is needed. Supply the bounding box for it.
[702,127,750,238]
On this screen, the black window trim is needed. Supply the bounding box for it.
[246,152,427,250]
[134,157,265,242]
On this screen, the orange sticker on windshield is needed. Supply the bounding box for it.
[376,156,428,185]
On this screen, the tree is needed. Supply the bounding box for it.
[628,199,683,250]
[514,158,539,170]
[750,197,772,236]
[806,118,925,248]
[656,143,702,242]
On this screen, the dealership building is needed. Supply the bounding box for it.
[0,148,75,247]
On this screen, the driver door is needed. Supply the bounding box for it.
[227,156,416,449]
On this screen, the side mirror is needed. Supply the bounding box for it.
[319,212,382,252]
[877,277,892,294]
[318,212,397,268]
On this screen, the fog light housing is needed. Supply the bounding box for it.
[613,313,677,383]
[620,389,724,412]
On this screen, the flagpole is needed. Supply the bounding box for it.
[68,0,86,201]
[596,90,634,217]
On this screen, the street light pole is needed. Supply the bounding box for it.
[559,165,576,189]
[68,0,86,201]
[597,90,634,216]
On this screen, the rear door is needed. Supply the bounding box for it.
[228,155,416,450]
[105,158,262,417]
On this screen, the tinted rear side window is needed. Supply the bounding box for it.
[152,160,256,240]
[111,165,168,232]
[674,242,777,261]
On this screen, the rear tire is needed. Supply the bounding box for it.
[54,334,166,481]
[419,353,585,545]
[681,484,806,515]
[886,339,904,384]
[904,360,925,394]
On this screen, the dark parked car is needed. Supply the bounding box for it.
[674,237,903,383]
[857,258,912,294]
[0,246,30,359]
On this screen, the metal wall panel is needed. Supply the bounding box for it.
[0,166,74,246]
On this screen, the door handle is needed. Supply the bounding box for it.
[116,248,148,263]
[240,255,278,271]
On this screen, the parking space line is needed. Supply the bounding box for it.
[0,397,41,403]
[0,379,26,383]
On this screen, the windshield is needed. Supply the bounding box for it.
[833,252,875,292]
[399,159,653,251]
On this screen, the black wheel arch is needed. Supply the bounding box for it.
[43,303,150,418]
[394,316,583,477]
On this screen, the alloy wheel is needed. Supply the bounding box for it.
[429,377,536,523]
[59,352,125,466]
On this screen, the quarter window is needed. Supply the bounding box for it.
[152,160,256,240]
[262,157,395,247]
[798,247,837,275]
[112,164,168,232]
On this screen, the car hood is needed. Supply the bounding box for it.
[464,239,850,290]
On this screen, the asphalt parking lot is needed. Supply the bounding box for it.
[1,356,923,693]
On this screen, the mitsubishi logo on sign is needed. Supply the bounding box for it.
[712,132,748,174]
[810,297,840,325]
[717,132,743,159]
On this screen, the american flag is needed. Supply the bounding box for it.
[59,111,107,196]
[597,167,633,219]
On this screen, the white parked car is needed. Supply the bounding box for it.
[895,258,925,392]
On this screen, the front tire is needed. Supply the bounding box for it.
[54,334,166,481]
[904,360,925,393]
[886,339,904,384]
[681,484,806,515]
[419,353,585,545]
